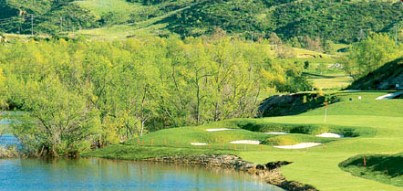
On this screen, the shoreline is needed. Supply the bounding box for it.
[143,154,318,191]
[0,146,19,159]
[2,150,317,191]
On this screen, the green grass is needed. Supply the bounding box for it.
[308,74,352,90]
[75,1,195,40]
[74,0,144,21]
[340,153,403,187]
[300,91,403,117]
[85,91,403,191]
[83,145,238,160]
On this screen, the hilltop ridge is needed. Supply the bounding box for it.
[0,0,401,43]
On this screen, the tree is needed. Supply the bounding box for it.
[10,76,100,158]
[342,34,400,79]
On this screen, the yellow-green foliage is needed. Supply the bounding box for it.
[0,36,311,157]
[342,34,403,78]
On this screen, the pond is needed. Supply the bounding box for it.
[0,158,284,191]
[0,134,20,148]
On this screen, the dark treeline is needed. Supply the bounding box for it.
[0,35,310,157]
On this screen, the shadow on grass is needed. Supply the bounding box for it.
[234,120,374,138]
[341,154,403,178]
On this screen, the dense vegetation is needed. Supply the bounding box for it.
[340,33,403,80]
[0,36,311,157]
[0,0,401,44]
[0,0,99,35]
[348,57,403,90]
[162,0,402,43]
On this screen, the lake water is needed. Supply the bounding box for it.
[0,158,284,191]
[0,134,20,148]
[0,130,283,190]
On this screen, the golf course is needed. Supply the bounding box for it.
[85,90,403,191]
[1,0,402,190]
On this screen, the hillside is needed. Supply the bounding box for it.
[348,57,403,90]
[0,0,401,43]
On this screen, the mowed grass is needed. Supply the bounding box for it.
[340,153,403,187]
[85,91,403,191]
[308,74,352,90]
[239,91,403,190]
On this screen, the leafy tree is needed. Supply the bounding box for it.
[0,36,313,157]
[342,34,401,79]
[10,76,100,158]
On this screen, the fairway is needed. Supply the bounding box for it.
[1,0,402,190]
[86,91,403,190]
[238,91,403,190]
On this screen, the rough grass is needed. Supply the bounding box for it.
[76,1,194,40]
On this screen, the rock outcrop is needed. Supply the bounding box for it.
[146,155,318,191]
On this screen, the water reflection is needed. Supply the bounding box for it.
[0,158,284,191]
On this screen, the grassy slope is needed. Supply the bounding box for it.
[340,153,403,187]
[74,0,144,21]
[75,3,192,40]
[348,57,403,90]
[308,74,352,90]
[240,91,403,191]
[85,91,403,190]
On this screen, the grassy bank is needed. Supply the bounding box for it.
[340,153,403,187]
[84,91,403,191]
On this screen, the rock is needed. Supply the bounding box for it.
[266,161,292,171]
[256,164,265,170]
[144,156,316,191]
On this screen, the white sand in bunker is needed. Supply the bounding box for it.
[316,133,342,138]
[206,128,233,132]
[230,140,260,145]
[265,132,288,135]
[190,142,208,146]
[273,142,321,149]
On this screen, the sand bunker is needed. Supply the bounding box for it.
[265,132,288,135]
[316,133,342,138]
[273,142,321,149]
[230,140,260,145]
[375,92,403,100]
[191,142,208,146]
[206,128,233,132]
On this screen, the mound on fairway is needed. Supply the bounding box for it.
[340,153,403,187]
